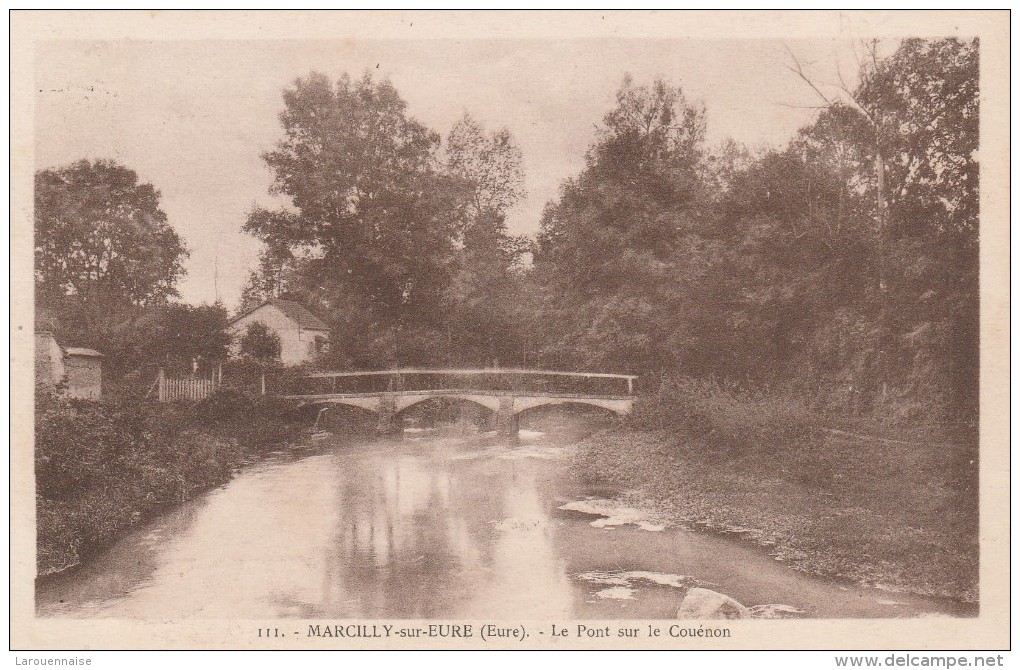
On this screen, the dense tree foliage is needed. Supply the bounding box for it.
[236,40,977,427]
[445,113,526,222]
[242,73,530,367]
[527,39,978,424]
[147,303,233,369]
[532,75,711,373]
[773,38,980,419]
[35,159,187,307]
[443,114,530,365]
[84,302,232,382]
[855,38,980,418]
[243,73,460,326]
[33,159,233,387]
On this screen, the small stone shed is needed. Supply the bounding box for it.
[35,330,103,399]
[63,347,104,400]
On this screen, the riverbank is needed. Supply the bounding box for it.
[35,391,309,576]
[571,423,978,604]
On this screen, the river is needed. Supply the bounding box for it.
[36,428,975,619]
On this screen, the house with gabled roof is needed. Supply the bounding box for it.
[228,298,330,366]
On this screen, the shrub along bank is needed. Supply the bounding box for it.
[35,390,308,576]
[572,377,979,603]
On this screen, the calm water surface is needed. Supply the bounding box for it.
[36,430,975,619]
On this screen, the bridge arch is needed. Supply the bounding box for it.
[393,393,501,416]
[304,397,381,414]
[511,396,633,417]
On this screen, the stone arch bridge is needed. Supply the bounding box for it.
[281,368,637,435]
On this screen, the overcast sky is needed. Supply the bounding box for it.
[35,38,865,310]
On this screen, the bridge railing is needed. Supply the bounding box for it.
[288,368,637,398]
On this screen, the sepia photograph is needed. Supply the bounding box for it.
[9,9,1010,654]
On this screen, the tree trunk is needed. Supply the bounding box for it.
[875,147,888,400]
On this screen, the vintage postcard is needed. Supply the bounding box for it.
[9,10,1010,652]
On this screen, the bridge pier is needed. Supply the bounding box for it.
[495,396,519,436]
[376,395,401,436]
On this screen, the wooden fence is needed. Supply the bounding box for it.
[156,369,219,402]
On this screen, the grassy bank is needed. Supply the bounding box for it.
[571,378,978,603]
[35,390,308,576]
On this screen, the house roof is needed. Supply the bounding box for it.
[231,298,330,331]
[64,347,103,358]
[35,331,102,357]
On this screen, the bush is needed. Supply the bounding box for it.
[239,321,281,361]
[629,375,821,459]
[35,398,139,500]
[219,358,309,397]
[186,388,256,424]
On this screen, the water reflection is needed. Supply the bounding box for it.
[36,432,976,620]
[315,440,575,618]
[38,436,579,619]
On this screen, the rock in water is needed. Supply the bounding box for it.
[676,588,750,619]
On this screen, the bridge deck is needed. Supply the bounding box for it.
[291,368,638,398]
[282,389,633,401]
[302,368,637,380]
